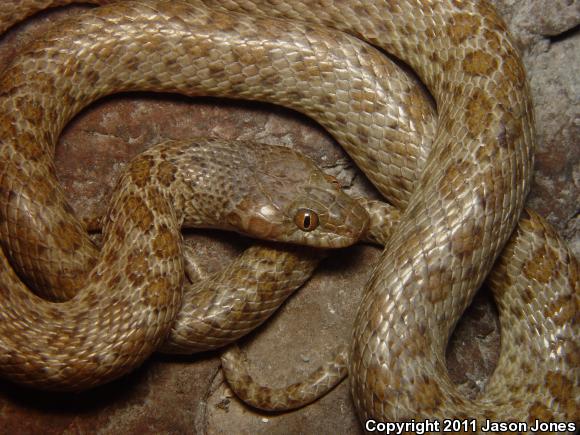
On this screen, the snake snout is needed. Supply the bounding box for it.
[323,197,370,248]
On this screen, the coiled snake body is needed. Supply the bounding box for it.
[0,0,578,427]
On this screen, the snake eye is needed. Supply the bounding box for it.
[294,208,319,232]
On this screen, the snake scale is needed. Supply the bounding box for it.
[0,0,578,428]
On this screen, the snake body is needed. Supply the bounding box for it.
[213,0,579,423]
[0,0,578,427]
[0,0,428,384]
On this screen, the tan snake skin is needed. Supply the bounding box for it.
[213,0,579,425]
[0,0,578,428]
[0,0,430,384]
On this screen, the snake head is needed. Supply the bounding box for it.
[227,144,369,248]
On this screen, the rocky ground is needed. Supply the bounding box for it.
[0,1,577,434]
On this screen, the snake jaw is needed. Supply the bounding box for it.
[246,213,282,240]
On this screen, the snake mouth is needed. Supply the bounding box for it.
[328,218,369,248]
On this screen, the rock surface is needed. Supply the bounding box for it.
[0,1,577,434]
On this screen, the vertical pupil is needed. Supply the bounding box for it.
[303,214,311,229]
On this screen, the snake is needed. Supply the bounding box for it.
[0,0,578,427]
[0,0,428,387]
